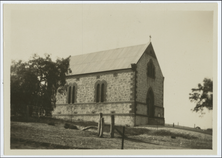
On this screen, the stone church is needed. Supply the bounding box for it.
[52,41,165,127]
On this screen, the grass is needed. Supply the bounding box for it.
[11,137,89,149]
[10,116,212,149]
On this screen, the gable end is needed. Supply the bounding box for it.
[144,43,157,59]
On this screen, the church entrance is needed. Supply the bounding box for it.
[147,88,154,118]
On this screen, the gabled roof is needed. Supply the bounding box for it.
[68,42,150,76]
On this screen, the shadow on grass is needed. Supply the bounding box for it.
[152,130,198,139]
[11,137,90,149]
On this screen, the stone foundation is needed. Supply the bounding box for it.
[135,115,148,125]
[52,102,135,126]
[148,117,165,125]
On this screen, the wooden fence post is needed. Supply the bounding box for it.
[110,115,114,138]
[121,126,125,149]
[99,118,104,138]
[98,113,103,136]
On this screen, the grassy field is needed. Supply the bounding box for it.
[10,116,212,149]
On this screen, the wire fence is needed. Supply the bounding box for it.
[164,123,212,135]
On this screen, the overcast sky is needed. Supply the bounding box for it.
[4,3,218,129]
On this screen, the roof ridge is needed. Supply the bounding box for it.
[71,42,149,57]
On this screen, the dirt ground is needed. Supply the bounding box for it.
[10,120,212,149]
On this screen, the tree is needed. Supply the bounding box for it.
[189,78,213,116]
[11,54,71,116]
[11,60,40,116]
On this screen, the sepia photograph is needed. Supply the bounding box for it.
[1,1,221,157]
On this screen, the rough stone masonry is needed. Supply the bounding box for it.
[52,42,165,127]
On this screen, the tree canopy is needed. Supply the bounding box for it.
[189,78,213,116]
[11,54,71,116]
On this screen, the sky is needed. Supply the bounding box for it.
[4,3,218,129]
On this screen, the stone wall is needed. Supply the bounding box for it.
[148,117,165,125]
[154,106,164,118]
[135,44,165,125]
[135,115,148,125]
[56,70,134,104]
[136,103,147,115]
[53,69,136,126]
[53,114,135,127]
[136,45,164,107]
[52,102,133,115]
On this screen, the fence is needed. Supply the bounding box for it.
[97,113,126,149]
[164,123,212,135]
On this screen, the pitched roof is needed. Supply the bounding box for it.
[68,42,150,76]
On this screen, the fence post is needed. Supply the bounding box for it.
[121,126,125,149]
[99,118,104,138]
[98,113,102,136]
[110,115,114,138]
[173,123,174,127]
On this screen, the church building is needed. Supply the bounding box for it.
[52,41,165,126]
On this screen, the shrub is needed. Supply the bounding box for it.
[64,123,78,130]
[48,122,55,126]
[64,123,70,129]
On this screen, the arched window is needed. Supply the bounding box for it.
[72,86,75,104]
[147,88,154,117]
[67,83,77,104]
[96,84,100,102]
[95,80,107,103]
[147,59,155,79]
[101,83,104,102]
[68,86,71,104]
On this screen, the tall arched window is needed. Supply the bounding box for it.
[147,59,155,79]
[101,83,104,102]
[147,88,154,117]
[68,86,71,104]
[72,86,75,103]
[96,84,100,102]
[67,83,77,104]
[95,80,107,103]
